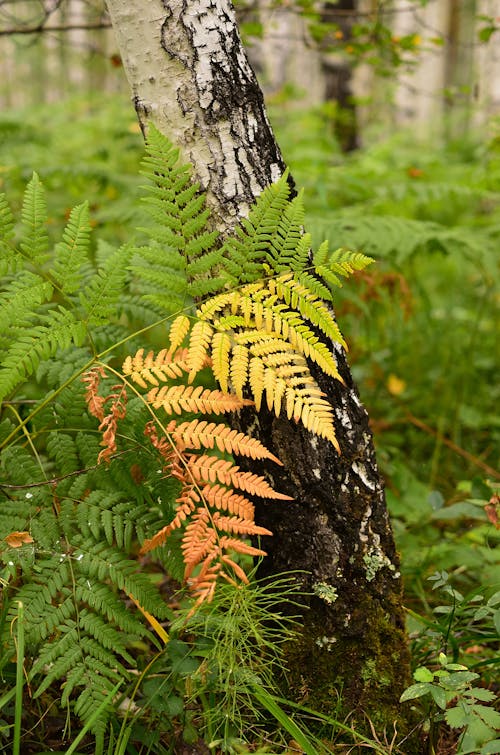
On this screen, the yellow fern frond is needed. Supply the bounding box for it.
[230,344,249,398]
[168,314,191,354]
[187,320,213,383]
[211,331,231,392]
[288,324,342,381]
[249,357,265,410]
[198,292,235,320]
[146,384,253,415]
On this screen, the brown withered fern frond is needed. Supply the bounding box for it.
[83,367,128,463]
[83,353,291,610]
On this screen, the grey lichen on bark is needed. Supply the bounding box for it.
[106,0,417,742]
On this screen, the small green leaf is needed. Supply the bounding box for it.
[445,704,473,729]
[486,591,500,607]
[480,740,500,753]
[472,705,500,728]
[429,684,448,710]
[464,688,497,703]
[414,666,434,683]
[493,610,500,636]
[400,682,432,702]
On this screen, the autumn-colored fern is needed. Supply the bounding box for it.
[84,357,292,610]
[81,130,373,611]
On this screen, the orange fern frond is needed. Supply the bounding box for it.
[83,366,107,421]
[166,419,283,464]
[211,512,271,537]
[122,347,191,388]
[146,384,253,415]
[96,384,128,464]
[185,455,293,500]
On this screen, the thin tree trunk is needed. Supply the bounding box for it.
[105,0,417,744]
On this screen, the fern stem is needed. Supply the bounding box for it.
[13,601,25,755]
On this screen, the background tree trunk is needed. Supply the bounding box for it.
[106,0,417,744]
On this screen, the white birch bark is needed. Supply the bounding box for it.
[106,0,285,233]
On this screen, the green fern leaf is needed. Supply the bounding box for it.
[53,201,91,294]
[79,240,131,325]
[20,172,49,263]
[0,192,19,273]
[0,308,86,401]
[0,272,53,334]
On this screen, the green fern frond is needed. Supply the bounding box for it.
[129,245,187,314]
[0,192,18,273]
[0,271,53,334]
[75,490,162,550]
[310,213,462,265]
[75,539,170,619]
[79,240,131,325]
[266,191,307,272]
[0,191,14,242]
[135,124,218,310]
[53,201,91,294]
[20,172,49,263]
[219,172,292,286]
[314,244,373,287]
[0,308,86,401]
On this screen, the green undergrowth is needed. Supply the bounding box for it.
[0,96,498,753]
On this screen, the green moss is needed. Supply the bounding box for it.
[282,596,422,753]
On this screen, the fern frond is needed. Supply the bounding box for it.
[266,192,307,272]
[0,308,86,401]
[219,171,292,285]
[314,245,373,288]
[0,272,53,334]
[211,331,232,392]
[129,242,187,315]
[20,172,49,263]
[195,456,282,496]
[166,419,282,464]
[53,201,91,294]
[79,241,131,325]
[136,124,220,308]
[0,191,14,243]
[168,314,191,353]
[0,192,19,273]
[187,320,214,382]
[147,384,253,415]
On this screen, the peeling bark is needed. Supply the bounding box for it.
[106,0,417,744]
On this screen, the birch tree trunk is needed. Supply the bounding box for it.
[105,0,417,743]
